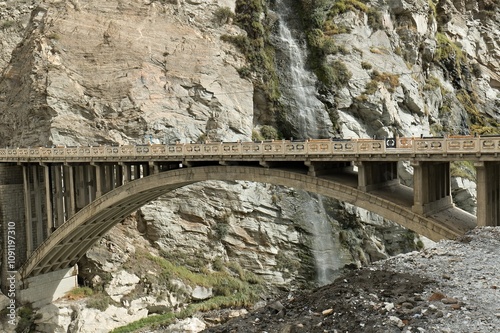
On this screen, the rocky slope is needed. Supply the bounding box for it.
[0,0,498,332]
[201,227,500,333]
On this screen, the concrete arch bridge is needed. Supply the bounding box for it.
[0,136,499,306]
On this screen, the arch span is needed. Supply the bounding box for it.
[19,165,467,279]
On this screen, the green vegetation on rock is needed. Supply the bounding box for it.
[450,161,476,181]
[110,251,263,333]
[363,70,400,94]
[221,1,280,104]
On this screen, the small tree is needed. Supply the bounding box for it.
[214,7,234,25]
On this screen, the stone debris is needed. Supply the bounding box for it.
[202,227,500,332]
[191,286,213,301]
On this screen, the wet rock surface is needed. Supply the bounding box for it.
[201,227,500,333]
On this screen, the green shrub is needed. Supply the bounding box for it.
[423,76,448,95]
[213,7,234,25]
[252,129,264,141]
[366,70,399,93]
[328,0,383,31]
[214,222,229,240]
[212,256,225,271]
[366,9,383,30]
[87,294,112,311]
[16,306,41,333]
[0,20,15,30]
[46,32,61,40]
[361,61,372,70]
[364,80,379,95]
[67,286,94,299]
[317,60,352,88]
[260,125,279,140]
[434,32,466,66]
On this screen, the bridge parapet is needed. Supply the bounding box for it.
[0,136,499,162]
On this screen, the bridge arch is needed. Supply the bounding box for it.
[19,165,462,279]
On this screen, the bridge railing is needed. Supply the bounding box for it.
[0,136,499,160]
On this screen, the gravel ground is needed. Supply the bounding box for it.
[201,227,500,333]
[377,226,500,333]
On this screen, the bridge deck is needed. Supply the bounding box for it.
[5,137,497,282]
[322,172,476,236]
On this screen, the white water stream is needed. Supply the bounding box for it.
[274,0,339,286]
[274,0,332,139]
[304,194,342,286]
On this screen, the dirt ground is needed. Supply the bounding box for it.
[201,227,500,333]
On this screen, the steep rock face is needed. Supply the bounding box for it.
[300,0,497,226]
[331,0,499,139]
[0,0,36,69]
[0,0,253,146]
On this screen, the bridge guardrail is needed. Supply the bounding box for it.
[0,136,498,161]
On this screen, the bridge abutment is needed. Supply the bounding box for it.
[476,162,500,226]
[411,161,452,216]
[17,266,78,308]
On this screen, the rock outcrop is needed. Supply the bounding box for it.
[0,0,253,147]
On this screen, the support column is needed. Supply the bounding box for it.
[142,163,150,177]
[32,165,45,246]
[74,165,87,211]
[22,165,33,257]
[92,163,104,198]
[356,161,399,191]
[412,161,428,215]
[115,164,123,187]
[120,163,131,183]
[87,164,96,202]
[412,161,452,216]
[53,165,65,228]
[42,164,54,236]
[133,164,140,180]
[149,161,160,175]
[63,164,76,218]
[476,162,500,226]
[103,164,114,192]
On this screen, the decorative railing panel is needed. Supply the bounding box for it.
[0,136,498,161]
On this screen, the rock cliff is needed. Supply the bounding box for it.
[0,0,498,332]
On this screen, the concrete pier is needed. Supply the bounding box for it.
[476,162,500,226]
[356,161,399,191]
[411,161,453,216]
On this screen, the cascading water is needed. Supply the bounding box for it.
[272,0,333,139]
[302,193,342,286]
[272,0,339,286]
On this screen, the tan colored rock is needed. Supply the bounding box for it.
[322,308,333,316]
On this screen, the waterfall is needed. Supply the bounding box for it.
[304,194,342,286]
[272,0,333,139]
